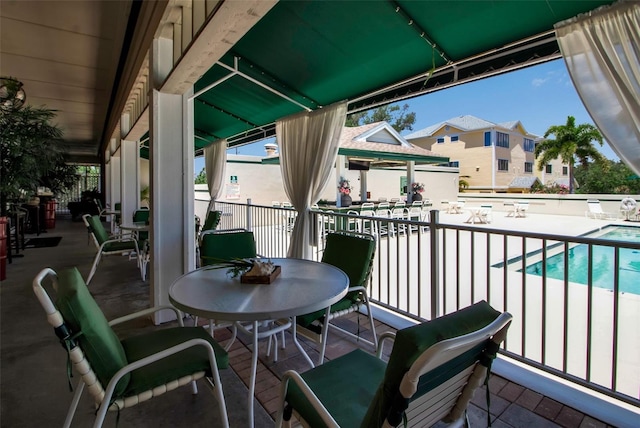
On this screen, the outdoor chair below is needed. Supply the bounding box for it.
[82,214,143,284]
[296,230,377,365]
[33,267,229,428]
[277,301,512,428]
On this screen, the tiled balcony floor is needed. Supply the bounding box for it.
[0,216,614,427]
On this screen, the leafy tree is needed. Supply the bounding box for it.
[574,159,640,194]
[0,105,76,215]
[195,168,207,184]
[346,103,416,133]
[534,116,606,194]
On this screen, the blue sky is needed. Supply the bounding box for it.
[195,58,618,174]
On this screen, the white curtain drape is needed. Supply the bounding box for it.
[555,1,640,174]
[277,101,347,259]
[204,138,227,212]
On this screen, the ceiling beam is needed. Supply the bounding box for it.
[161,0,278,94]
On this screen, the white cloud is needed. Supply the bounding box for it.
[532,77,549,87]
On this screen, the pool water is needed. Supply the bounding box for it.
[525,226,640,295]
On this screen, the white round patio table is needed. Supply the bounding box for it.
[169,258,349,428]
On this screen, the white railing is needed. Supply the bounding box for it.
[208,200,640,408]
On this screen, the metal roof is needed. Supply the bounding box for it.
[262,122,449,166]
[405,115,542,140]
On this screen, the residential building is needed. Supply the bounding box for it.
[405,115,568,192]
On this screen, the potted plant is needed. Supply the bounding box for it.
[338,177,353,207]
[411,182,425,201]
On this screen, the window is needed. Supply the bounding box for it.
[563,166,568,175]
[448,161,459,167]
[523,138,535,152]
[484,131,492,147]
[450,135,459,142]
[498,159,509,171]
[436,137,445,144]
[545,164,552,174]
[524,162,533,173]
[496,132,509,148]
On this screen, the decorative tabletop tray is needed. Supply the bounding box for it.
[240,265,281,284]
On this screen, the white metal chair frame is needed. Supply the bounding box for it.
[277,311,512,428]
[299,230,378,364]
[82,214,143,284]
[33,268,229,428]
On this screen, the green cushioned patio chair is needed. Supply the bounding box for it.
[33,267,229,428]
[297,230,377,365]
[277,301,512,428]
[199,228,288,358]
[82,214,142,284]
[199,228,257,266]
[132,208,150,240]
[201,210,222,234]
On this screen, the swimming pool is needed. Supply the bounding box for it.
[524,225,640,295]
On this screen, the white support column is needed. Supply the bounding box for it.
[110,151,121,213]
[105,151,112,212]
[121,112,139,224]
[360,170,368,202]
[120,139,139,223]
[336,155,345,207]
[406,161,415,203]
[149,36,195,324]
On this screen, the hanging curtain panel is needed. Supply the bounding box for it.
[277,101,347,259]
[204,138,228,212]
[555,1,640,174]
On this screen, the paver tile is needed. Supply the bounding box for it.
[535,397,563,420]
[501,403,561,428]
[555,406,584,428]
[516,389,543,410]
[499,382,525,401]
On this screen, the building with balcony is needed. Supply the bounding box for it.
[405,115,569,193]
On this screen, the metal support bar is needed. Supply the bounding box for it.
[216,57,312,112]
[429,209,440,318]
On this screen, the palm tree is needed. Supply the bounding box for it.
[534,116,606,193]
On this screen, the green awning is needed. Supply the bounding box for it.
[140,1,614,155]
[193,0,612,150]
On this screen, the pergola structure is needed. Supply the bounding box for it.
[2,0,632,318]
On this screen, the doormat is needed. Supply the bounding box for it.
[24,236,62,248]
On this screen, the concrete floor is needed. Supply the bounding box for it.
[1,215,618,427]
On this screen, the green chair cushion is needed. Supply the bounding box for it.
[103,240,138,253]
[121,327,228,397]
[200,231,257,265]
[202,211,222,232]
[132,210,150,241]
[87,215,110,245]
[296,232,375,328]
[286,349,386,427]
[132,209,150,223]
[321,233,375,287]
[361,300,501,427]
[55,268,130,397]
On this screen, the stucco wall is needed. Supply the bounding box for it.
[456,193,639,217]
[194,155,459,211]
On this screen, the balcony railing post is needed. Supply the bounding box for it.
[429,209,440,318]
[246,198,252,230]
